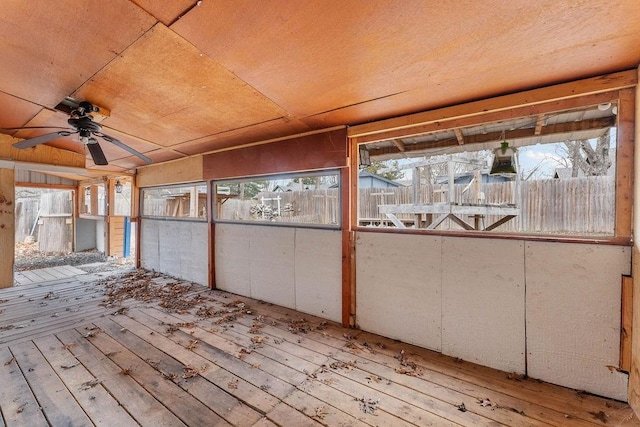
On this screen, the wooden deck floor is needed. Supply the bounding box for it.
[13,265,87,286]
[1,270,639,426]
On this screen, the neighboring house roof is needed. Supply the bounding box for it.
[358,171,404,187]
[329,170,404,188]
[553,168,584,179]
[553,166,614,178]
[436,170,512,184]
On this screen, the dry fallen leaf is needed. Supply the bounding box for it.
[61,362,80,369]
[356,396,380,414]
[182,365,207,379]
[314,406,328,420]
[79,378,102,391]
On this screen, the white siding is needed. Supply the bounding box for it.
[140,219,208,285]
[355,232,630,400]
[215,223,342,323]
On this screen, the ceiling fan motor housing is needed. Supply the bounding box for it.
[68,116,102,133]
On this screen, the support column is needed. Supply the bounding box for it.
[628,66,640,414]
[0,168,15,288]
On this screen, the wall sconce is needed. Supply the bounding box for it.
[85,186,91,197]
[359,145,371,167]
[115,180,123,194]
[490,142,517,175]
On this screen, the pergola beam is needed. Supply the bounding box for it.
[369,116,615,158]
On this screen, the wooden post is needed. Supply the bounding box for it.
[628,66,640,414]
[621,275,633,372]
[189,185,198,217]
[448,160,455,204]
[616,88,634,239]
[343,140,357,327]
[0,168,15,288]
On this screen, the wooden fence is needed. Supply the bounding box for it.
[219,175,615,235]
[15,198,39,242]
[219,190,340,224]
[37,191,73,252]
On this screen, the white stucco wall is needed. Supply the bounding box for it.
[526,241,630,401]
[215,223,342,323]
[140,219,209,285]
[356,232,630,400]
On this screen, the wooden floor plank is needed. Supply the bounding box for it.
[251,417,279,427]
[10,340,93,427]
[28,269,58,282]
[127,311,298,402]
[263,401,324,427]
[0,347,49,427]
[330,348,538,427]
[352,331,621,426]
[13,273,34,286]
[0,270,638,427]
[282,388,373,426]
[134,308,387,425]
[40,267,68,280]
[34,334,140,426]
[102,313,280,418]
[54,328,189,427]
[136,307,318,387]
[100,315,266,426]
[79,321,235,426]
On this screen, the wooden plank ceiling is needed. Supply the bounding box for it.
[0,0,639,172]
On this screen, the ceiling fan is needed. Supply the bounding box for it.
[1,101,152,166]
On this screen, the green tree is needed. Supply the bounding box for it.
[227,181,266,199]
[365,160,404,181]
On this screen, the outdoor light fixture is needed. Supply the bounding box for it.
[490,141,517,174]
[85,186,90,197]
[359,145,371,168]
[115,180,123,194]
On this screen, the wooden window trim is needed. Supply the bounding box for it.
[349,72,636,244]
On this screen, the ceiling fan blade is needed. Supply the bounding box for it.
[87,141,108,166]
[12,131,76,149]
[98,133,153,164]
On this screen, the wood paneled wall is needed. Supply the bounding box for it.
[203,128,347,179]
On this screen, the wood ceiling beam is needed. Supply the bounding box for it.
[454,128,464,145]
[534,115,545,135]
[351,91,619,145]
[349,70,635,140]
[0,134,85,168]
[392,139,406,152]
[368,116,615,158]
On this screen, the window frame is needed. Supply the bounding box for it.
[350,89,632,245]
[79,181,107,218]
[140,181,208,221]
[212,169,342,230]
